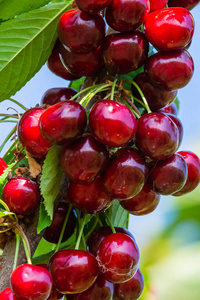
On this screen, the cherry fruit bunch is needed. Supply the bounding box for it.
[1,0,200,299]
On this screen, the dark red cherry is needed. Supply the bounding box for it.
[102,31,149,75]
[48,249,99,294]
[113,268,144,300]
[67,176,113,214]
[144,8,194,51]
[149,0,168,11]
[10,264,53,300]
[67,273,114,300]
[105,0,150,32]
[0,158,7,175]
[18,108,52,158]
[135,112,179,160]
[148,153,188,195]
[158,102,178,115]
[58,9,105,53]
[39,101,87,145]
[61,134,109,183]
[103,147,148,200]
[166,113,183,149]
[173,151,200,196]
[43,202,76,244]
[145,49,194,91]
[87,226,135,256]
[89,100,137,147]
[2,176,41,215]
[0,288,17,300]
[120,183,160,216]
[75,0,112,14]
[96,233,140,283]
[41,88,77,105]
[168,0,200,11]
[132,72,177,111]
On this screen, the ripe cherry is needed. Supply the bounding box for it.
[41,88,77,105]
[75,0,113,14]
[149,0,168,11]
[10,264,53,300]
[158,102,178,115]
[2,176,41,215]
[0,158,7,175]
[166,113,184,149]
[18,108,52,158]
[168,0,200,11]
[39,101,87,145]
[0,288,17,300]
[89,100,137,148]
[96,233,140,283]
[48,249,99,294]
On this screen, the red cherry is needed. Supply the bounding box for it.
[39,101,87,145]
[158,102,178,115]
[144,8,194,51]
[18,108,52,158]
[2,176,41,215]
[48,249,99,294]
[166,113,184,149]
[10,264,53,300]
[0,288,17,300]
[168,0,200,11]
[96,233,140,283]
[89,100,137,147]
[41,88,77,105]
[149,0,168,12]
[173,151,200,196]
[0,158,7,175]
[75,0,112,13]
[113,268,144,300]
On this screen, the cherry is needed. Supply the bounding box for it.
[2,176,41,215]
[41,88,77,105]
[10,263,53,300]
[103,147,148,200]
[96,233,140,283]
[113,268,144,300]
[102,31,149,75]
[43,202,76,244]
[75,0,113,14]
[148,153,188,195]
[48,249,99,294]
[168,0,200,11]
[89,100,137,147]
[158,102,178,115]
[0,157,7,175]
[0,288,17,300]
[149,0,168,12]
[87,226,135,256]
[120,183,160,216]
[67,176,113,214]
[61,133,109,184]
[145,49,194,91]
[173,151,200,196]
[166,113,183,149]
[144,7,194,51]
[58,9,105,53]
[105,0,150,32]
[132,72,177,111]
[18,108,52,158]
[39,101,87,145]
[135,112,179,160]
[67,273,114,300]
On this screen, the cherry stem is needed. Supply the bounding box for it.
[104,212,116,234]
[8,98,28,111]
[13,234,20,270]
[128,80,151,113]
[110,79,118,100]
[54,204,73,253]
[123,96,141,118]
[15,223,32,264]
[75,213,86,250]
[70,83,110,102]
[85,216,99,240]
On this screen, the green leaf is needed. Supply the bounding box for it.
[40,145,64,219]
[0,162,16,197]
[0,0,73,101]
[0,0,52,21]
[37,200,52,234]
[106,200,129,229]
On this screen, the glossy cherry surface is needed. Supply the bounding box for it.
[144,7,194,51]
[0,157,7,175]
[41,88,77,105]
[58,9,105,53]
[173,151,200,196]
[10,264,53,300]
[120,183,160,216]
[67,176,113,214]
[105,0,150,32]
[158,102,178,115]
[61,134,109,183]
[145,49,194,91]
[0,288,17,300]
[89,100,137,147]
[166,113,183,149]
[87,226,135,256]
[149,0,168,11]
[48,249,99,294]
[168,0,200,11]
[102,31,149,75]
[75,0,112,13]
[43,202,76,244]
[103,147,148,200]
[113,268,144,300]
[18,108,52,158]
[132,72,177,111]
[96,233,140,283]
[2,176,41,215]
[39,101,87,145]
[135,112,179,160]
[148,153,188,195]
